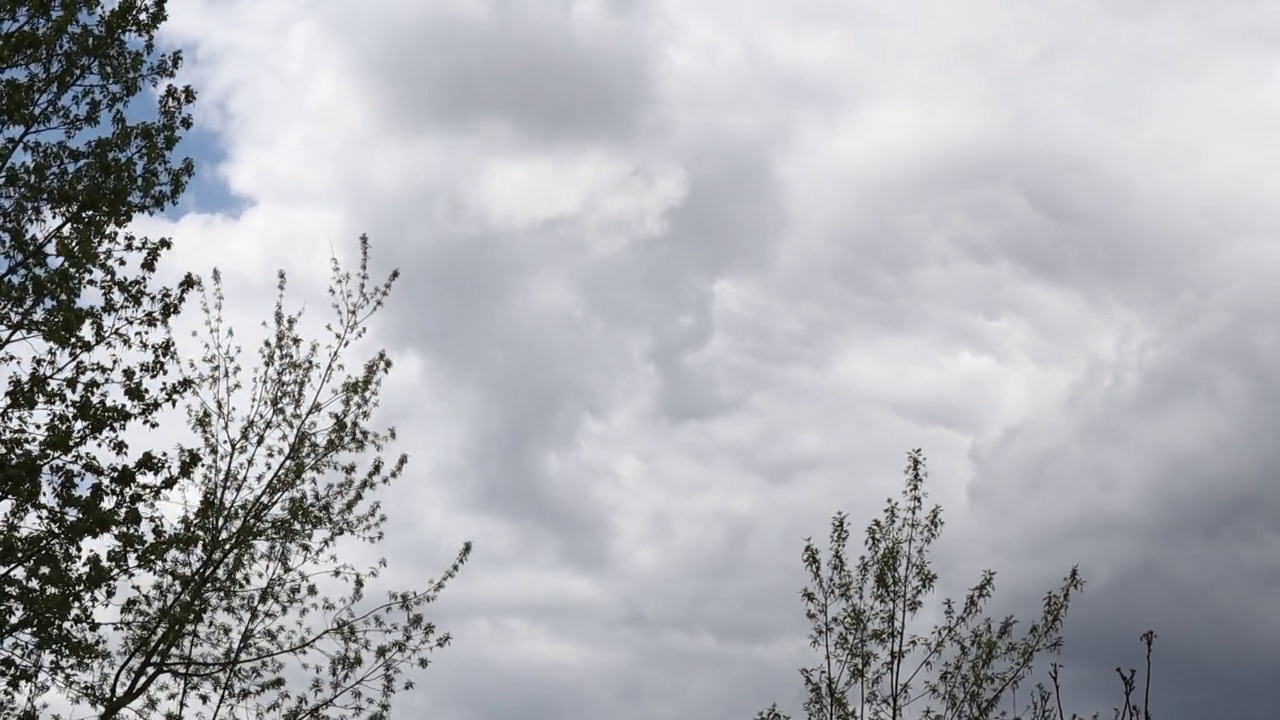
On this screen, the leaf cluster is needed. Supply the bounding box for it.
[13,237,471,719]
[1,0,198,705]
[756,450,1156,720]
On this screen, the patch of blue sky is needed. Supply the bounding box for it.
[164,122,249,219]
[111,74,248,219]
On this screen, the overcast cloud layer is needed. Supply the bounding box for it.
[137,2,1280,718]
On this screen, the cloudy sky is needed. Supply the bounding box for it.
[134,1,1280,717]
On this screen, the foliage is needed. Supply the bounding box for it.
[0,0,199,705]
[16,237,471,719]
[757,449,1156,720]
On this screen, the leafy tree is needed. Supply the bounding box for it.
[20,236,471,719]
[756,449,1156,720]
[1,0,199,704]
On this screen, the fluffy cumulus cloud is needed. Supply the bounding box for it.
[136,0,1280,717]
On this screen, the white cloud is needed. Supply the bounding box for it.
[141,1,1280,717]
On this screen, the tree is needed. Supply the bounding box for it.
[1,0,199,705]
[756,449,1156,720]
[19,236,471,719]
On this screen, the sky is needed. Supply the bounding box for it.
[129,1,1280,718]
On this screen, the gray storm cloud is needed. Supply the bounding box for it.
[150,1,1280,718]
